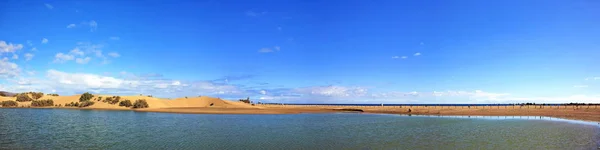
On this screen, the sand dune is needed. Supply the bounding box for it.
[0,94,256,109]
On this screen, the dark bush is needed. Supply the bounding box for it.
[239,97,251,104]
[79,92,94,102]
[79,101,95,107]
[46,93,59,96]
[15,94,33,102]
[66,102,80,107]
[119,100,133,107]
[0,100,18,107]
[103,96,120,104]
[31,92,44,100]
[147,95,153,97]
[31,99,54,107]
[132,99,149,109]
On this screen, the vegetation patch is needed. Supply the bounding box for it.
[15,93,33,102]
[103,96,120,104]
[132,99,149,109]
[119,100,133,107]
[46,93,59,96]
[31,99,54,107]
[79,92,94,102]
[0,100,18,107]
[79,101,95,107]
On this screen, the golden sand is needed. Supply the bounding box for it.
[2,95,600,122]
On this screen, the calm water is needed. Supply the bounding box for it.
[1,109,599,150]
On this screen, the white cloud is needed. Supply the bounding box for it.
[0,41,24,53]
[24,53,34,61]
[258,48,273,53]
[0,58,20,78]
[41,38,48,44]
[88,20,98,32]
[246,11,266,17]
[79,20,98,32]
[585,77,600,81]
[44,3,53,9]
[108,52,120,58]
[260,90,267,95]
[31,47,37,51]
[392,56,399,59]
[66,24,76,28]
[258,46,280,53]
[401,56,407,59]
[573,85,588,88]
[109,37,120,40]
[75,57,91,64]
[172,81,181,86]
[414,52,421,56]
[53,53,74,63]
[70,48,84,56]
[11,54,18,59]
[294,85,368,97]
[47,69,124,89]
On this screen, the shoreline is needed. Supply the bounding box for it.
[3,105,600,124]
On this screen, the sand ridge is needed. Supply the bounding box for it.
[0,94,257,109]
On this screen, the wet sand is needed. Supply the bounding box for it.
[135,105,600,123]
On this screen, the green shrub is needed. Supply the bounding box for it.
[31,92,44,100]
[15,94,33,102]
[132,99,149,109]
[79,92,94,102]
[0,100,18,107]
[66,102,80,107]
[103,96,120,104]
[31,99,54,107]
[119,100,133,107]
[79,101,95,107]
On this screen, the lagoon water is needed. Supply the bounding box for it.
[0,109,599,150]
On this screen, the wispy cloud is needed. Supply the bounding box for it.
[585,77,600,81]
[573,85,588,88]
[41,38,48,44]
[246,11,267,17]
[0,58,20,78]
[75,57,91,64]
[77,20,98,32]
[24,53,34,61]
[258,46,281,53]
[12,54,18,60]
[53,53,75,63]
[0,41,24,53]
[44,3,53,9]
[66,24,76,28]
[108,52,120,58]
[414,52,421,56]
[392,56,408,59]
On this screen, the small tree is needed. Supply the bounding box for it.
[132,99,149,108]
[15,93,33,102]
[79,92,94,102]
[119,100,133,107]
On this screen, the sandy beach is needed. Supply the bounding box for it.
[2,94,600,123]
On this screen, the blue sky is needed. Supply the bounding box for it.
[1,0,600,103]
